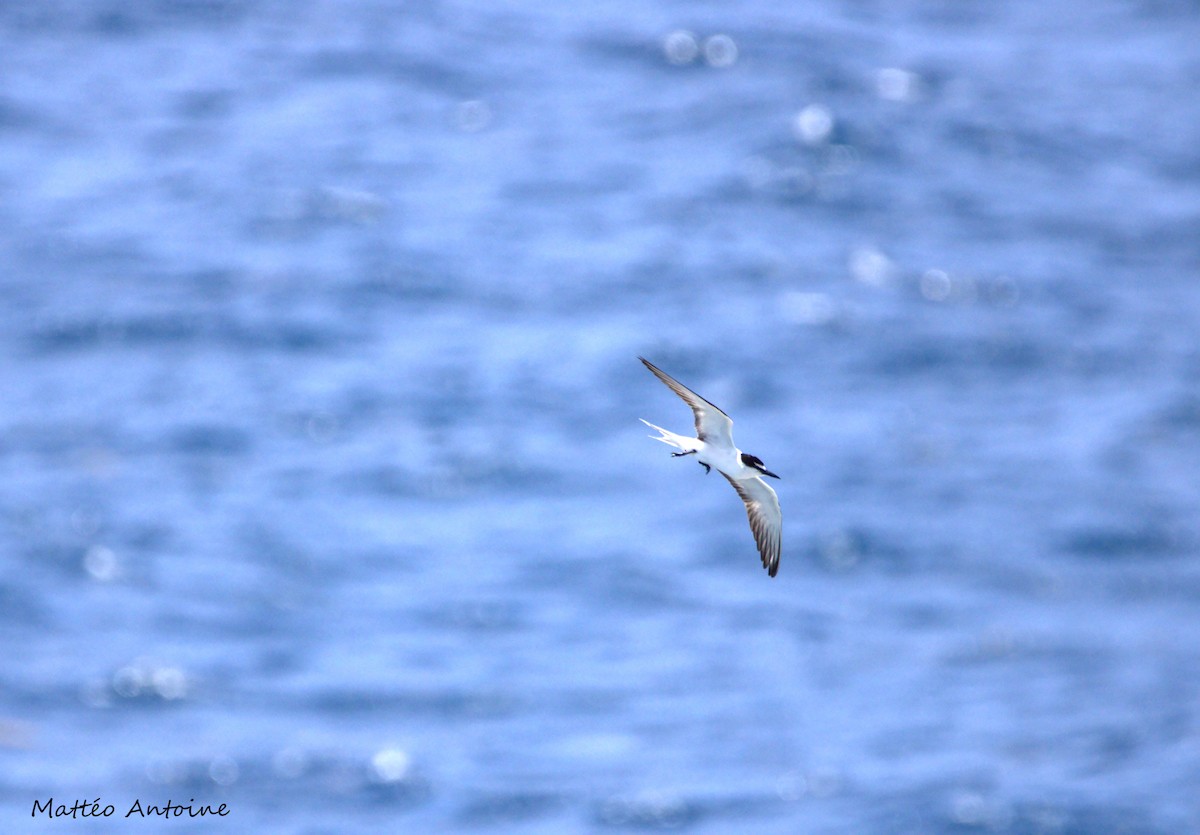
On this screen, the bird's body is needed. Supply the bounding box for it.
[638,357,783,577]
[638,420,760,480]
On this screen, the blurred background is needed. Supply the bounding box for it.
[3,1,1199,832]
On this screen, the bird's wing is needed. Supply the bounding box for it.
[722,474,782,577]
[639,357,734,446]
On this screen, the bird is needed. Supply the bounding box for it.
[638,357,782,577]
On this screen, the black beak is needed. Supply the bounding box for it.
[761,469,780,479]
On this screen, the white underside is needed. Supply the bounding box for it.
[639,419,759,480]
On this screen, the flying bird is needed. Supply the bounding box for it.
[638,357,782,577]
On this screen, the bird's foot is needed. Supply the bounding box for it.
[671,450,697,458]
[700,463,711,474]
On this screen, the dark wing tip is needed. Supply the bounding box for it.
[639,358,733,430]
[761,538,779,577]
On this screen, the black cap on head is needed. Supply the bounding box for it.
[741,452,780,479]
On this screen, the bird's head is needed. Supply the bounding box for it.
[740,453,780,479]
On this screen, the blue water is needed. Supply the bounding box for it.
[3,1,1200,832]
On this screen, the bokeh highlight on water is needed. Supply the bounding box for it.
[2,1,1199,832]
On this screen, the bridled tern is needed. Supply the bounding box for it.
[638,357,782,577]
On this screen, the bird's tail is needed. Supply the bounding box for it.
[639,419,697,452]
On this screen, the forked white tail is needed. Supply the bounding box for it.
[639,418,701,453]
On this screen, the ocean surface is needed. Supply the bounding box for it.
[3,1,1199,832]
